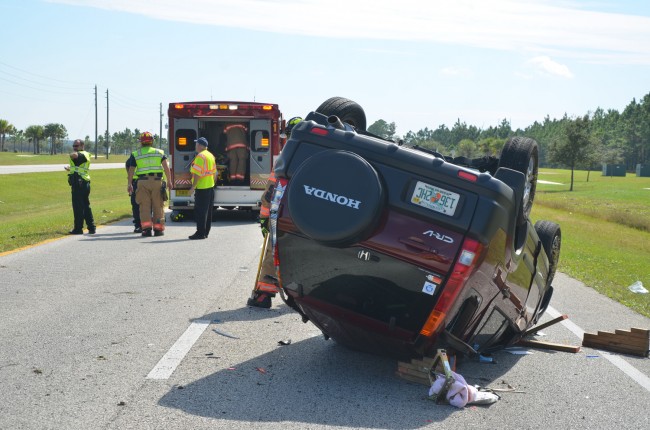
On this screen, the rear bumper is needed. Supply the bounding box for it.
[170,187,262,210]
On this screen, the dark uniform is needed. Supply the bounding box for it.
[67,140,95,235]
[188,137,217,240]
[125,159,141,233]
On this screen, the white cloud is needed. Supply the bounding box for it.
[47,0,650,65]
[527,56,574,78]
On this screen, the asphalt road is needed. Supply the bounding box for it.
[1,213,648,430]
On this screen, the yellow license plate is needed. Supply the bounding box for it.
[175,190,190,197]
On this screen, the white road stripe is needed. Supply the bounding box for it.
[547,306,650,392]
[146,319,211,380]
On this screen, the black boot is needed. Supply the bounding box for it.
[247,292,273,308]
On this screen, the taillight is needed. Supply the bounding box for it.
[310,127,329,136]
[420,238,484,337]
[458,170,478,182]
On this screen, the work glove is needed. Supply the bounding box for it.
[259,217,269,237]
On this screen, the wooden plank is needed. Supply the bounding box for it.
[582,340,648,357]
[395,371,430,386]
[614,329,649,338]
[582,330,649,357]
[584,332,649,348]
[630,327,650,335]
[396,365,429,379]
[523,314,568,337]
[516,338,581,353]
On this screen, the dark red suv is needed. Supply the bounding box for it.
[271,97,561,359]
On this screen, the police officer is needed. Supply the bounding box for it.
[125,160,142,233]
[188,137,217,240]
[247,116,302,308]
[65,139,96,235]
[126,132,173,237]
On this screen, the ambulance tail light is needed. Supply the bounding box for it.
[419,238,484,337]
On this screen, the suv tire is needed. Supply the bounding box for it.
[534,220,561,286]
[316,97,367,131]
[498,137,539,225]
[287,150,385,247]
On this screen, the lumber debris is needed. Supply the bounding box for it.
[523,314,568,337]
[582,327,649,357]
[396,354,456,386]
[516,339,581,353]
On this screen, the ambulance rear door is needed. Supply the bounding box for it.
[248,118,273,190]
[172,118,199,180]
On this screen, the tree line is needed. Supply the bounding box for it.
[368,92,650,177]
[0,120,165,157]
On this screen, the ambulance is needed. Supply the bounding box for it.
[167,101,284,220]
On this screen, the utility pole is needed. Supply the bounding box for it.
[159,103,163,150]
[105,89,109,160]
[94,85,98,159]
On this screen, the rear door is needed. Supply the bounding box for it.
[172,118,199,177]
[248,119,272,190]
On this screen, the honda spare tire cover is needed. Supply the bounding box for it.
[287,150,385,247]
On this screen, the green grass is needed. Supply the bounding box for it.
[0,151,128,165]
[1,163,649,318]
[0,168,133,253]
[533,168,650,317]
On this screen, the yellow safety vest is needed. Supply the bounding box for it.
[190,150,217,189]
[69,150,91,181]
[133,146,164,176]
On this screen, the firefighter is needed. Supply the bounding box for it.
[224,123,248,184]
[247,116,302,308]
[65,139,96,235]
[126,132,173,237]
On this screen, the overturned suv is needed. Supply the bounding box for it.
[271,97,561,359]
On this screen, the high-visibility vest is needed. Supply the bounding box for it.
[69,150,91,181]
[190,149,217,189]
[133,146,164,176]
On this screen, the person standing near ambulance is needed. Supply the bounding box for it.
[188,137,217,240]
[247,116,302,308]
[65,139,96,235]
[224,123,248,184]
[127,131,173,237]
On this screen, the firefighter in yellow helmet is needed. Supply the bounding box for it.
[126,132,173,237]
[247,116,302,308]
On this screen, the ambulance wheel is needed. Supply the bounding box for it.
[170,210,185,222]
[287,150,385,247]
[316,97,367,131]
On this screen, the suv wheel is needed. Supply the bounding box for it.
[316,97,367,131]
[498,137,539,224]
[534,220,561,286]
[286,150,385,247]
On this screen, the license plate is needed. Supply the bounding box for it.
[175,190,190,197]
[410,181,459,216]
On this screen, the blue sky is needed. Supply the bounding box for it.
[1,0,649,140]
